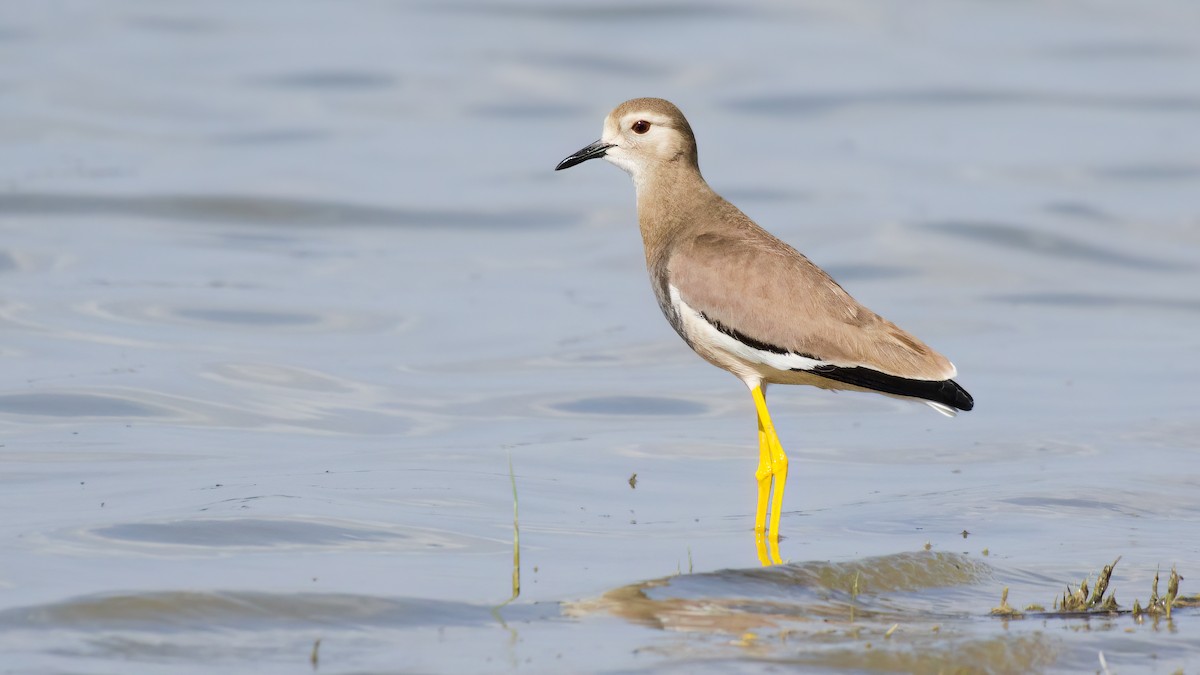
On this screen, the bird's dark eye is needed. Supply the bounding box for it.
[631,120,651,134]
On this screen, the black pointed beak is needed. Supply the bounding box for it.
[555,140,615,171]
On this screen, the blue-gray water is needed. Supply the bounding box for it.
[2,1,1198,673]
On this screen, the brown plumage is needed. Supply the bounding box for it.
[556,98,972,559]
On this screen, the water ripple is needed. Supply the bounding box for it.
[79,299,404,333]
[920,220,1191,271]
[728,89,1200,117]
[0,590,550,631]
[424,1,743,21]
[0,392,170,418]
[549,395,708,417]
[250,70,398,90]
[0,193,573,230]
[988,292,1200,313]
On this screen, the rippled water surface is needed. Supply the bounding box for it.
[2,1,1199,673]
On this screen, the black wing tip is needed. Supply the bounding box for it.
[943,379,974,412]
[808,365,975,412]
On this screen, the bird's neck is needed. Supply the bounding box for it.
[634,164,714,260]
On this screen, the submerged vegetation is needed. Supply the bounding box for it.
[992,557,1197,619]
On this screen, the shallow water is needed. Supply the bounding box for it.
[2,0,1199,672]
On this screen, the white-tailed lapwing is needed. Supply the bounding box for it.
[556,98,973,564]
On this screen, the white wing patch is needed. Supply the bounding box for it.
[669,284,827,373]
[668,285,962,417]
[924,401,957,417]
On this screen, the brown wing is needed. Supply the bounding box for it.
[667,221,957,381]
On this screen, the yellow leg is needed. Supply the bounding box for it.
[754,419,771,535]
[754,419,772,565]
[751,385,788,565]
